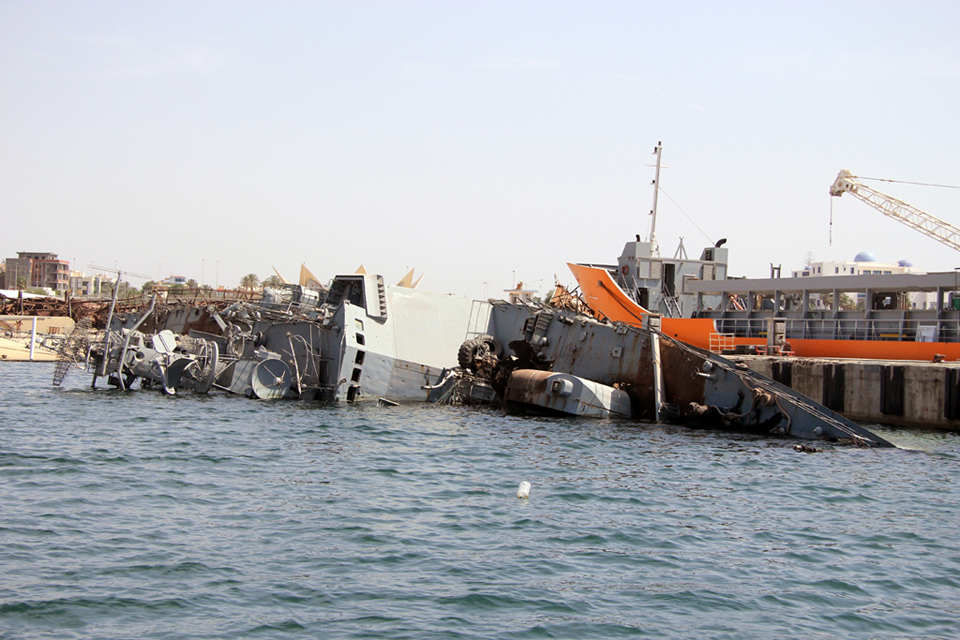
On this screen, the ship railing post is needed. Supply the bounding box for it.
[646,314,664,422]
[94,271,123,388]
[29,317,37,361]
[937,286,946,342]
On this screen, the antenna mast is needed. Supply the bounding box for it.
[648,141,662,256]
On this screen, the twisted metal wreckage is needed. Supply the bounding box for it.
[52,273,895,448]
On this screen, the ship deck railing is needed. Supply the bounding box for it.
[710,314,960,343]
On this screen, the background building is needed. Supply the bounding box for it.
[68,271,113,296]
[2,252,70,291]
[791,251,922,278]
[791,251,934,309]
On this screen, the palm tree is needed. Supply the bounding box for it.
[262,275,284,288]
[240,273,260,292]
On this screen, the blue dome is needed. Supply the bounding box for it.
[854,251,878,262]
[898,259,913,267]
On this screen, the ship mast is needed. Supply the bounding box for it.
[648,141,662,256]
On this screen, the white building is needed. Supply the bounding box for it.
[791,251,934,309]
[68,271,114,297]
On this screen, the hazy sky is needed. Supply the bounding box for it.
[2,1,958,298]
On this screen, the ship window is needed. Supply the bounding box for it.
[347,385,358,402]
[355,351,365,365]
[351,368,362,382]
[355,319,364,330]
[356,334,365,345]
[835,267,839,273]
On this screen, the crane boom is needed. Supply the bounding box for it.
[829,169,960,252]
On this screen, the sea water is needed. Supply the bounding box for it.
[1,362,959,639]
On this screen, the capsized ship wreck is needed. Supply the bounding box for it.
[53,270,894,448]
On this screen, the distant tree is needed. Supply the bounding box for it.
[817,292,857,311]
[240,273,261,292]
[16,276,26,290]
[142,280,157,293]
[200,284,213,294]
[186,278,198,290]
[262,275,284,288]
[169,283,186,296]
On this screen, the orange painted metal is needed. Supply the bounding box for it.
[567,262,728,347]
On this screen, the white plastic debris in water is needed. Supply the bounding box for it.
[517,481,531,499]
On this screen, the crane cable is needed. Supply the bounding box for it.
[854,176,960,190]
[829,196,833,246]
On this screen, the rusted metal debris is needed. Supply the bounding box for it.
[0,294,240,330]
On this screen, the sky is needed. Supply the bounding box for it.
[2,1,958,299]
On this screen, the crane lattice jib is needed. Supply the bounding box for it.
[830,169,960,253]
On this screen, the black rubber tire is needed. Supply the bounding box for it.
[457,335,503,370]
[458,338,481,369]
[473,334,503,359]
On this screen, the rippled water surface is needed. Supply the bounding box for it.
[2,363,959,639]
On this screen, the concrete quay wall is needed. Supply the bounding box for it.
[727,356,960,431]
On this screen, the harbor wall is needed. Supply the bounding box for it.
[728,356,960,431]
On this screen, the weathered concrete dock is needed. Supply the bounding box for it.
[727,355,960,431]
